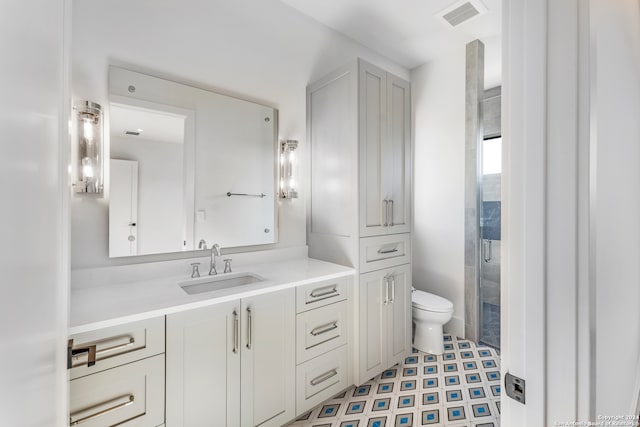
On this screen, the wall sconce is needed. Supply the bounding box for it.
[72,100,104,194]
[280,139,298,199]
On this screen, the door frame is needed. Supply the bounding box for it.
[501,0,592,423]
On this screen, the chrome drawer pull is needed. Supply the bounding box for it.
[69,394,135,425]
[72,337,135,361]
[389,199,394,226]
[310,321,338,336]
[309,285,338,299]
[378,248,399,254]
[310,369,338,386]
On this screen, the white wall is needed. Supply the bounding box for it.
[411,49,466,338]
[593,0,640,415]
[0,1,68,425]
[70,0,408,269]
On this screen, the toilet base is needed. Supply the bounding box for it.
[413,321,445,355]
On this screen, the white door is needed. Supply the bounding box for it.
[386,264,412,367]
[358,269,388,383]
[385,74,411,234]
[166,301,241,427]
[240,289,295,427]
[1,2,68,425]
[109,159,138,257]
[359,60,389,237]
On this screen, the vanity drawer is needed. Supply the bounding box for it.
[69,354,165,427]
[296,300,348,363]
[359,233,411,273]
[296,276,350,313]
[296,345,349,415]
[69,316,165,380]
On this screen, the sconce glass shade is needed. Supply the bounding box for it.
[280,139,298,199]
[73,101,103,193]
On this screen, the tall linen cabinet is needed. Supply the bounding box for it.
[307,58,412,386]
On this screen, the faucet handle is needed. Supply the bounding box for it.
[223,259,232,273]
[190,263,201,278]
[198,239,207,250]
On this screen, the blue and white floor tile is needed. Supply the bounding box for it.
[287,335,501,427]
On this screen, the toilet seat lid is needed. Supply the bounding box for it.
[412,290,453,313]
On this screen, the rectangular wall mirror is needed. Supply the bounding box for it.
[108,67,278,258]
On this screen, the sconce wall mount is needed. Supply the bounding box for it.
[72,100,104,194]
[279,139,298,199]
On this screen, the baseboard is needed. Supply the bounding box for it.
[444,315,464,340]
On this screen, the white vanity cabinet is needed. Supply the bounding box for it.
[68,317,166,427]
[166,288,296,427]
[294,276,353,414]
[358,264,412,382]
[308,58,412,386]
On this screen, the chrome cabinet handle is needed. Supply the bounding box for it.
[310,321,338,336]
[69,394,134,425]
[383,275,389,305]
[389,200,394,226]
[382,200,389,227]
[378,248,398,254]
[310,369,338,386]
[309,285,338,299]
[232,310,239,354]
[246,307,252,349]
[390,274,396,304]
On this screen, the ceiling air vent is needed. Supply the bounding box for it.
[124,130,140,136]
[438,0,487,27]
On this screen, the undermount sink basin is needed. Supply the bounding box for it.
[179,272,267,295]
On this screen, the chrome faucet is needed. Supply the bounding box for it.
[209,244,221,275]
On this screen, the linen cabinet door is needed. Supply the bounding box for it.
[166,301,241,427]
[358,269,389,383]
[386,264,412,367]
[240,288,295,427]
[359,60,390,237]
[386,74,411,234]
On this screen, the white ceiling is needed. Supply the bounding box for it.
[279,0,501,80]
[109,103,185,145]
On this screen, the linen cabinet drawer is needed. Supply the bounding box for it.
[296,345,349,415]
[69,354,165,427]
[296,276,350,313]
[296,300,348,363]
[69,316,165,380]
[359,233,411,273]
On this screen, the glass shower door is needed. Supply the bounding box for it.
[479,137,502,349]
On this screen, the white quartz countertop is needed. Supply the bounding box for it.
[70,257,354,335]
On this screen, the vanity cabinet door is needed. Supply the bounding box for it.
[166,300,241,427]
[359,60,389,238]
[358,269,388,382]
[359,62,411,237]
[385,74,411,235]
[386,264,412,367]
[358,265,411,384]
[240,288,295,427]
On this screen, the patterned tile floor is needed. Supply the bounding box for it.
[287,334,501,427]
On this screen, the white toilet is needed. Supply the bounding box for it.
[412,288,454,355]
